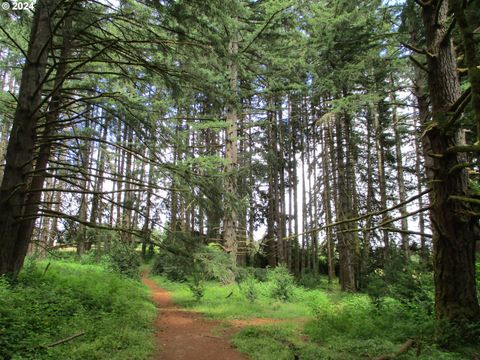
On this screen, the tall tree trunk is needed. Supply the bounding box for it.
[391,86,409,258]
[21,11,74,257]
[223,34,239,265]
[121,126,133,243]
[77,115,92,256]
[142,148,155,260]
[345,113,360,288]
[361,107,375,288]
[89,115,110,245]
[327,120,339,280]
[450,0,480,142]
[421,0,480,329]
[0,0,56,277]
[335,114,356,291]
[266,97,277,267]
[374,105,389,260]
[116,121,124,227]
[322,123,335,282]
[410,21,432,264]
[290,96,300,275]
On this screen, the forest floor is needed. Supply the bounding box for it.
[143,275,257,360]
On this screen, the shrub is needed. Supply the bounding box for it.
[152,232,234,283]
[239,275,259,303]
[253,267,268,282]
[268,264,295,302]
[188,272,205,301]
[151,251,188,281]
[106,240,141,278]
[298,271,323,289]
[365,270,389,309]
[194,244,235,284]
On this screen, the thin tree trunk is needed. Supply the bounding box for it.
[374,105,389,260]
[322,123,335,282]
[391,84,409,259]
[223,33,239,265]
[77,115,92,256]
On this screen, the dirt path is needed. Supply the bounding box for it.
[142,276,248,360]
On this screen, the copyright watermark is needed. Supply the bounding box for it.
[1,1,35,11]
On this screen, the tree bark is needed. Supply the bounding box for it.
[335,113,356,292]
[223,33,239,265]
[421,0,480,328]
[0,0,56,277]
[392,84,409,259]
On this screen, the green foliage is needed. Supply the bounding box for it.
[365,253,434,315]
[267,265,295,302]
[297,270,333,290]
[152,250,188,281]
[364,270,388,308]
[0,260,155,360]
[105,240,141,278]
[195,244,235,284]
[151,232,234,300]
[232,325,300,360]
[435,318,480,351]
[188,273,205,301]
[239,275,259,303]
[151,273,312,320]
[153,263,474,359]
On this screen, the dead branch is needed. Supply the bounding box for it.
[46,332,85,348]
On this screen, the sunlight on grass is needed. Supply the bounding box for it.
[151,275,316,319]
[150,273,476,360]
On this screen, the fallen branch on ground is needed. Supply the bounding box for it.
[46,332,85,348]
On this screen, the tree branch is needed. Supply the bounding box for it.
[46,332,85,348]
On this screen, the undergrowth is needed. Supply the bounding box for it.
[151,266,478,360]
[0,259,155,360]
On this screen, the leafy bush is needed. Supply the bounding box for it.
[268,264,295,302]
[365,251,434,315]
[151,251,188,281]
[239,275,259,303]
[365,269,389,309]
[194,244,235,284]
[106,240,141,278]
[151,232,234,300]
[298,271,323,289]
[188,272,205,301]
[252,267,268,282]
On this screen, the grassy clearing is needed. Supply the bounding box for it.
[151,273,477,360]
[151,275,317,320]
[0,259,155,360]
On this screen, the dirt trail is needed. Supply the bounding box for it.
[142,276,248,360]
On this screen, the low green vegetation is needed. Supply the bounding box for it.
[0,258,155,360]
[151,272,314,320]
[151,259,479,360]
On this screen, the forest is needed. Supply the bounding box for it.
[0,0,479,359]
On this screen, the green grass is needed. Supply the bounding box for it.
[151,275,317,320]
[151,273,477,360]
[0,259,156,360]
